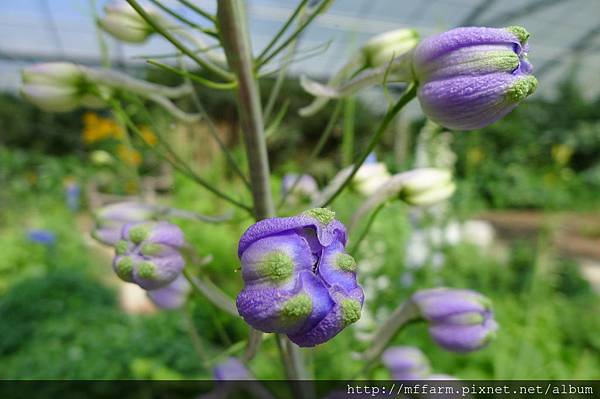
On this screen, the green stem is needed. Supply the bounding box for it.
[182,268,238,316]
[358,300,419,377]
[278,100,342,209]
[148,0,218,37]
[319,83,417,207]
[256,0,333,68]
[147,59,237,90]
[176,0,217,24]
[218,0,275,220]
[341,96,356,166]
[126,0,232,80]
[256,0,309,64]
[114,99,252,213]
[349,202,385,255]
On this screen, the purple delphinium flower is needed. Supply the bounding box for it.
[27,229,56,246]
[113,221,186,290]
[147,274,190,309]
[413,26,537,130]
[213,357,252,381]
[411,287,498,352]
[92,202,157,246]
[236,208,363,347]
[382,346,431,380]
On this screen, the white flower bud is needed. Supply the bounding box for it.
[98,0,159,44]
[361,29,419,68]
[353,163,391,197]
[400,168,456,206]
[21,62,104,113]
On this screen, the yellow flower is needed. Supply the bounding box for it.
[116,144,142,166]
[82,112,124,144]
[139,126,158,146]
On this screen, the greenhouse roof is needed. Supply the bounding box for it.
[1,0,599,97]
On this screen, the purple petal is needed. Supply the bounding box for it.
[288,285,363,347]
[382,346,431,380]
[412,287,489,322]
[414,27,522,70]
[147,275,190,309]
[238,209,347,257]
[213,357,252,380]
[429,316,498,352]
[316,240,359,292]
[240,232,313,287]
[236,270,333,335]
[131,252,185,290]
[417,73,524,130]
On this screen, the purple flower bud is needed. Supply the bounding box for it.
[413,26,537,130]
[213,357,252,380]
[236,208,363,347]
[382,346,431,380]
[92,202,157,246]
[147,274,190,309]
[113,221,186,290]
[411,288,498,352]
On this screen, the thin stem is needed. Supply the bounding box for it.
[148,0,218,37]
[319,83,417,207]
[278,100,342,209]
[218,0,275,220]
[359,300,419,374]
[90,0,111,68]
[256,0,333,68]
[341,96,356,166]
[126,0,232,80]
[179,60,252,190]
[256,0,309,63]
[114,100,252,212]
[85,67,193,98]
[241,329,264,362]
[176,0,217,24]
[182,307,207,366]
[349,202,385,255]
[148,59,237,90]
[182,268,238,316]
[263,2,311,123]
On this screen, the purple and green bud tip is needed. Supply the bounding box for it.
[411,287,498,352]
[236,208,364,347]
[147,274,190,310]
[112,221,186,290]
[412,26,537,130]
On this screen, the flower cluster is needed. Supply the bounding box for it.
[113,221,186,290]
[236,208,363,347]
[413,26,537,130]
[412,288,498,352]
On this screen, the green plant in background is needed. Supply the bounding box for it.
[3,0,598,394]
